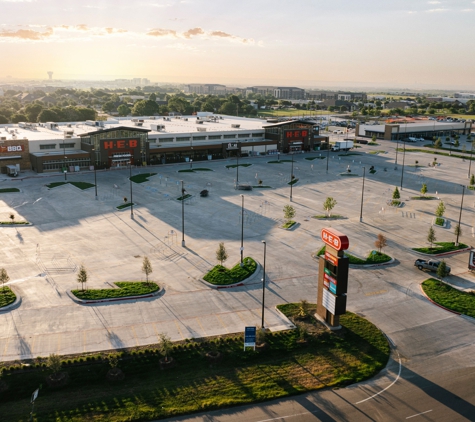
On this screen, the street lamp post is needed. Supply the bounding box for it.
[359,166,366,222]
[92,148,98,200]
[400,140,406,190]
[456,185,465,246]
[63,142,67,181]
[236,152,239,188]
[129,162,134,219]
[468,139,474,179]
[261,240,266,329]
[240,194,244,266]
[181,180,186,247]
[290,153,294,202]
[326,139,330,173]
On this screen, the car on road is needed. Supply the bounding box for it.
[414,259,451,274]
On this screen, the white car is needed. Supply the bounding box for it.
[416,137,425,141]
[407,137,417,142]
[333,130,343,134]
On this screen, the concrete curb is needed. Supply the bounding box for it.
[350,257,395,269]
[413,246,471,257]
[201,262,262,290]
[0,286,21,313]
[67,286,163,305]
[419,283,461,315]
[274,306,296,330]
[0,223,33,227]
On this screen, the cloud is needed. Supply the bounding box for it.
[426,8,449,12]
[0,27,52,40]
[461,8,473,11]
[146,28,178,38]
[75,24,89,31]
[407,10,417,14]
[183,27,204,38]
[207,30,254,44]
[427,1,441,3]
[105,27,128,34]
[149,2,174,7]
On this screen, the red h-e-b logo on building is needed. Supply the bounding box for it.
[284,130,308,140]
[321,228,349,251]
[103,139,138,149]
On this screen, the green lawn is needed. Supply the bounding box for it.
[225,163,252,169]
[177,194,192,201]
[0,309,388,422]
[0,188,20,193]
[282,220,296,229]
[203,257,257,285]
[411,196,436,200]
[288,178,299,185]
[116,202,134,210]
[0,287,16,308]
[253,185,272,188]
[313,215,344,219]
[130,173,157,183]
[422,279,475,317]
[72,282,159,300]
[46,182,95,190]
[315,246,391,265]
[413,242,467,254]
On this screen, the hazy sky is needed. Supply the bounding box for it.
[1,0,475,89]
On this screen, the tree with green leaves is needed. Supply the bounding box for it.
[392,186,400,200]
[0,268,9,293]
[434,138,442,149]
[427,226,436,249]
[323,197,337,217]
[142,256,153,285]
[420,183,427,197]
[283,204,296,221]
[158,333,173,362]
[77,265,88,292]
[216,242,228,266]
[436,260,449,279]
[470,174,475,186]
[46,353,62,378]
[454,224,462,242]
[117,104,131,117]
[435,201,446,218]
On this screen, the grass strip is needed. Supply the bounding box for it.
[0,188,20,193]
[413,242,467,254]
[203,257,257,285]
[0,287,16,308]
[411,196,436,200]
[304,156,325,161]
[315,246,391,265]
[253,185,272,188]
[422,278,475,317]
[72,282,159,300]
[288,178,299,185]
[178,168,212,173]
[130,173,157,183]
[116,202,134,210]
[313,215,344,219]
[0,310,388,422]
[282,220,296,229]
[226,164,252,169]
[177,194,192,201]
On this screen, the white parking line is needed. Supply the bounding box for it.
[406,409,433,419]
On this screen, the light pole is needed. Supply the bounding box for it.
[129,162,134,219]
[290,153,294,202]
[456,185,465,246]
[92,148,98,200]
[326,138,330,173]
[261,240,266,329]
[181,180,186,247]
[63,142,67,181]
[400,139,406,190]
[359,166,366,222]
[190,158,193,170]
[236,152,239,188]
[468,139,474,179]
[240,194,244,266]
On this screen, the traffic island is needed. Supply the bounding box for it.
[46,182,95,190]
[0,310,389,422]
[129,173,157,183]
[70,282,160,304]
[178,168,213,173]
[0,287,18,310]
[202,257,258,288]
[314,246,393,267]
[413,242,469,256]
[0,188,20,193]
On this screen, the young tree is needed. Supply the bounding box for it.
[9,214,15,223]
[283,204,296,221]
[434,138,442,149]
[216,242,228,266]
[454,224,462,241]
[436,260,449,279]
[454,137,460,148]
[77,265,88,292]
[392,187,400,200]
[470,174,475,186]
[158,333,173,362]
[0,268,9,293]
[420,183,428,197]
[46,353,62,378]
[374,233,388,253]
[142,256,153,285]
[427,226,436,249]
[323,197,337,217]
[435,201,446,218]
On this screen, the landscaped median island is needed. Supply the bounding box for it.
[225,163,252,169]
[130,173,157,183]
[316,245,392,265]
[0,305,389,422]
[413,242,468,255]
[46,181,95,190]
[178,168,213,173]
[0,287,16,308]
[0,188,20,193]
[422,278,475,318]
[72,282,159,301]
[116,202,134,210]
[203,257,257,285]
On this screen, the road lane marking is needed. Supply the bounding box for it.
[216,314,229,333]
[83,331,87,353]
[196,317,207,335]
[365,289,387,296]
[255,410,321,421]
[406,410,433,419]
[355,350,401,404]
[130,326,139,346]
[173,320,184,339]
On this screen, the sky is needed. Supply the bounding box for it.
[1,0,475,90]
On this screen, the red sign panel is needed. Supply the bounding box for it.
[321,228,349,251]
[284,129,308,140]
[0,145,24,153]
[102,139,138,149]
[325,252,338,266]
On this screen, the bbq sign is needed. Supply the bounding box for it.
[0,145,24,153]
[284,129,308,140]
[102,139,139,149]
[321,228,349,251]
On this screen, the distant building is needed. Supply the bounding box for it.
[454,93,475,99]
[306,91,367,102]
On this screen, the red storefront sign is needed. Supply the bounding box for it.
[102,139,138,149]
[325,252,338,266]
[321,228,349,251]
[0,145,23,153]
[284,129,308,140]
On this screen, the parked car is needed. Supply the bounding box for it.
[416,136,425,141]
[414,259,451,274]
[407,137,417,142]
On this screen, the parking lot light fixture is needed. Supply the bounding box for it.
[240,194,244,266]
[360,167,366,222]
[129,162,134,219]
[261,240,266,329]
[456,185,465,246]
[181,180,186,247]
[400,139,406,190]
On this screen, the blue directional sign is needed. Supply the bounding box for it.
[244,326,256,350]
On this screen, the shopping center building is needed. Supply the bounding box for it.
[0,114,303,174]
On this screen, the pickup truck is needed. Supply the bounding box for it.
[414,259,451,274]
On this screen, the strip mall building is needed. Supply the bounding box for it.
[0,115,328,174]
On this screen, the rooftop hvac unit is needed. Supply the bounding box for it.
[1,137,6,141]
[149,116,156,120]
[150,124,165,131]
[67,123,72,127]
[231,124,240,128]
[64,135,72,139]
[184,118,188,121]
[196,127,207,132]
